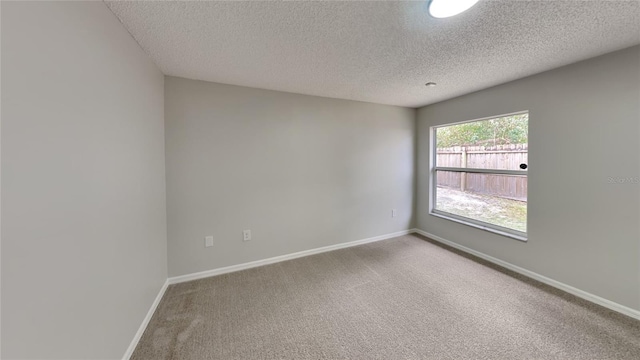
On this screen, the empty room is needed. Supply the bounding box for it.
[2,1,639,359]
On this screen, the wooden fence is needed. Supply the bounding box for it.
[437,145,527,201]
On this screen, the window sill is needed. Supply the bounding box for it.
[430,210,528,242]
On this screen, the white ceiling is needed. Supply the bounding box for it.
[105,0,640,108]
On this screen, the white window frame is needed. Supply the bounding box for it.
[429,111,528,241]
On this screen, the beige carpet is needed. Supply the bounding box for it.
[132,234,640,359]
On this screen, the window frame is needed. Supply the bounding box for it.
[429,111,529,241]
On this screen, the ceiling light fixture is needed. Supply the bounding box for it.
[428,0,479,18]
[425,82,437,87]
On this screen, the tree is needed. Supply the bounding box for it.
[436,114,528,148]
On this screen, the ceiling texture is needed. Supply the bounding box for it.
[105,0,640,108]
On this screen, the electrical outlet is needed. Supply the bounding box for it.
[205,235,214,247]
[392,209,397,218]
[243,230,251,241]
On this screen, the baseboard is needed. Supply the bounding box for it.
[125,228,638,359]
[414,229,640,321]
[122,279,169,360]
[168,229,417,285]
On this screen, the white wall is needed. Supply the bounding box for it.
[1,2,167,359]
[2,2,635,357]
[165,76,415,277]
[417,46,640,311]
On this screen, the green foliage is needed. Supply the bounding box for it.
[436,114,528,148]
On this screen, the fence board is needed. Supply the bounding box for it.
[436,145,528,201]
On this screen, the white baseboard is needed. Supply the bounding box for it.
[122,279,169,360]
[125,227,638,359]
[168,229,417,285]
[413,229,640,321]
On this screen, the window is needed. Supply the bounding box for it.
[430,112,528,240]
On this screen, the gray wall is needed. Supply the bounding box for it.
[165,77,415,277]
[1,2,167,359]
[417,46,640,311]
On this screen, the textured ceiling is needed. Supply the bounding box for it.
[105,0,640,108]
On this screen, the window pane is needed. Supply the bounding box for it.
[435,114,528,171]
[435,171,527,233]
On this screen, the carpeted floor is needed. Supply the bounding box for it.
[132,234,640,359]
